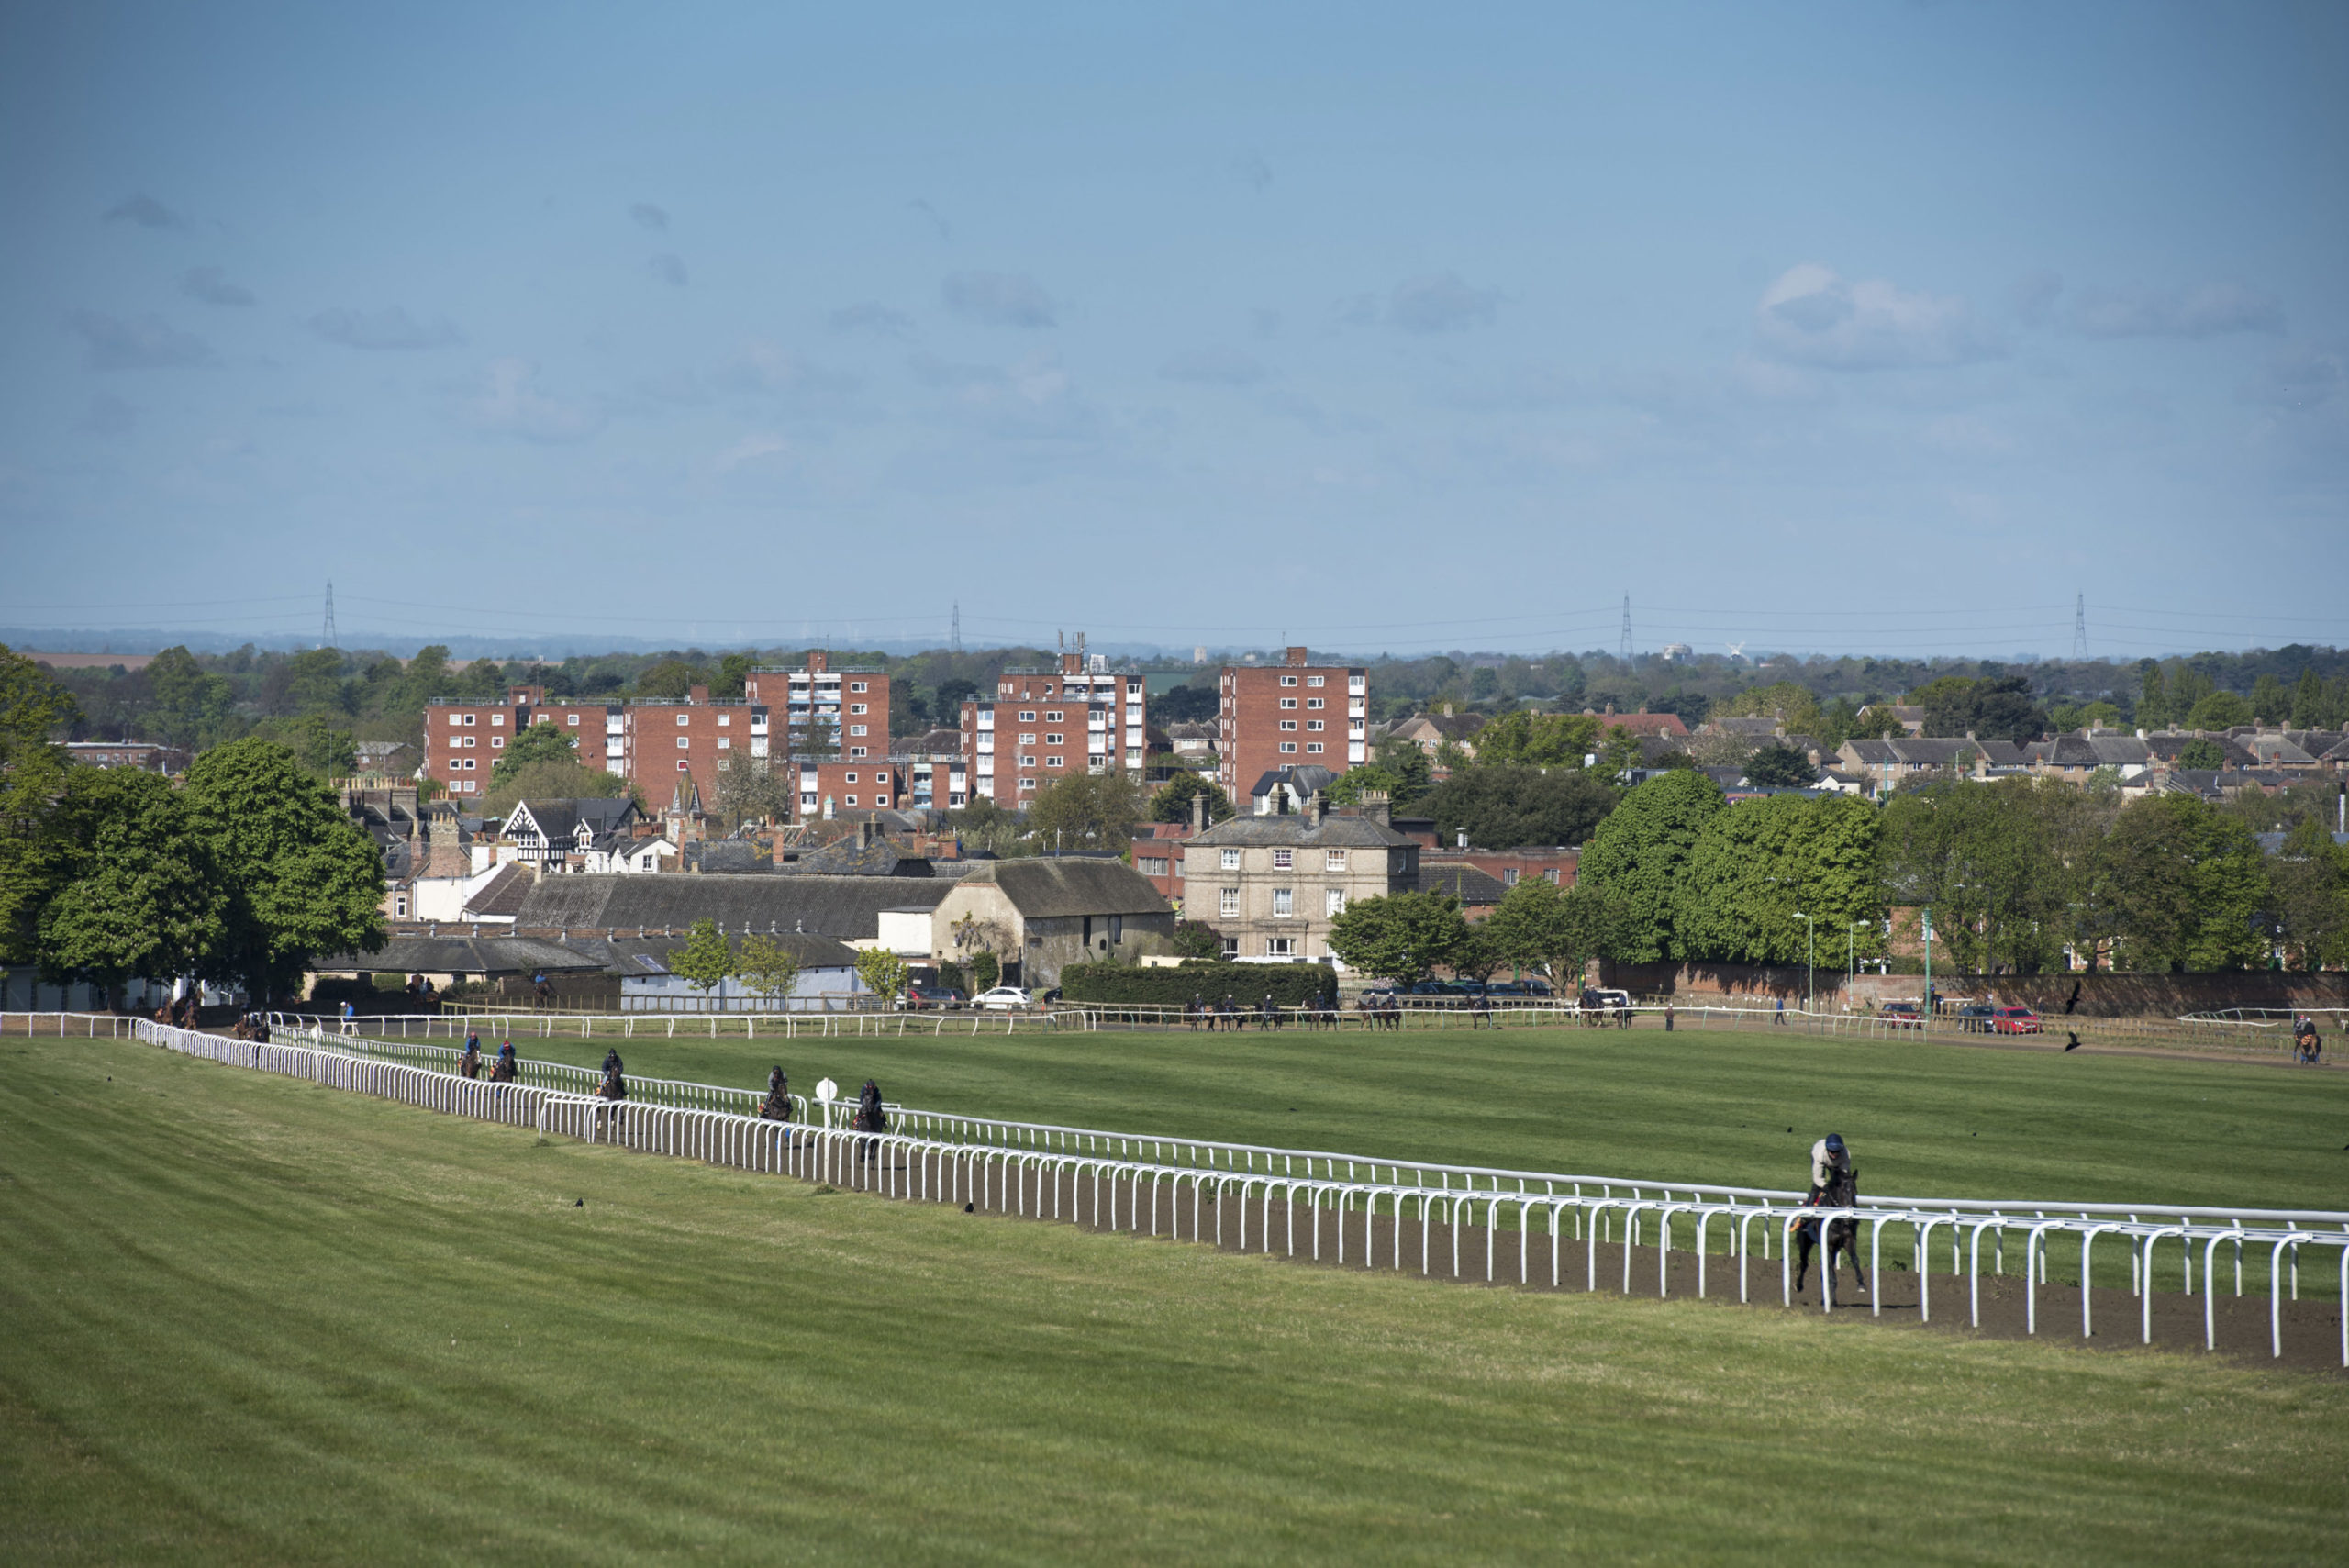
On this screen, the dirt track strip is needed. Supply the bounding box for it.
[150,1023,2348,1376]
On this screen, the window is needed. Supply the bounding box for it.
[1280,720,1297,731]
[676,761,690,772]
[1279,741,1297,754]
[718,715,731,728]
[717,739,730,751]
[449,714,463,727]
[849,704,865,715]
[1219,887,1241,918]
[1046,711,1064,722]
[1325,850,1347,872]
[489,736,502,750]
[850,725,867,737]
[1019,711,1037,722]
[1220,848,1241,870]
[1273,848,1293,869]
[850,747,867,759]
[1307,720,1323,732]
[1325,887,1346,917]
[1139,856,1169,877]
[1045,756,1063,768]
[1272,887,1293,917]
[1307,697,1324,709]
[462,736,475,748]
[1220,935,1240,957]
[567,714,580,726]
[850,682,867,693]
[1280,697,1297,709]
[1108,915,1123,943]
[1307,675,1325,687]
[845,795,858,806]
[675,713,690,727]
[394,894,409,919]
[875,772,891,784]
[1280,675,1298,687]
[462,713,474,726]
[844,772,859,783]
[1266,937,1295,956]
[1547,868,1562,884]
[1018,733,1037,745]
[1019,754,1037,767]
[676,737,689,750]
[1306,743,1324,754]
[491,714,505,727]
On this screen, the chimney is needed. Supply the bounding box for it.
[1286,645,1308,667]
[1361,789,1391,828]
[1308,791,1324,827]
[688,684,709,705]
[1191,791,1208,833]
[806,650,828,674]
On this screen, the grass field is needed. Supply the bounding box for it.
[469,1019,2349,1215]
[6,1035,2348,1564]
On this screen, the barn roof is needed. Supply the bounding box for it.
[511,873,950,941]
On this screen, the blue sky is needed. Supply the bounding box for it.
[3,1,2343,660]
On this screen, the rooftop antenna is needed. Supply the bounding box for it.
[950,600,962,654]
[1619,595,1633,663]
[2072,594,2089,660]
[322,580,337,647]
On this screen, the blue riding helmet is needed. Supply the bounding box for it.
[1824,1133,1845,1154]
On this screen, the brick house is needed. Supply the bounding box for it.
[422,684,773,806]
[743,651,891,762]
[1215,647,1366,799]
[961,646,1147,808]
[1179,795,1418,962]
[790,753,966,819]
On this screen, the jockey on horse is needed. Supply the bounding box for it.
[597,1048,628,1102]
[1793,1133,1867,1297]
[759,1066,793,1121]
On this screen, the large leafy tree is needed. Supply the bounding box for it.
[1414,764,1618,850]
[1147,770,1233,826]
[483,760,639,819]
[492,720,581,785]
[673,917,733,995]
[1472,709,1600,767]
[1024,770,1141,851]
[182,739,386,1000]
[715,760,793,830]
[1878,780,2061,973]
[2268,819,2349,973]
[0,646,82,964]
[1742,742,1818,788]
[36,769,228,992]
[1574,771,1725,961]
[2102,793,2269,972]
[1481,877,1627,989]
[1324,891,1466,986]
[144,645,237,748]
[1323,737,1435,811]
[732,932,802,1003]
[1672,794,1884,965]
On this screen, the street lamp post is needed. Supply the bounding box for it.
[1920,906,1934,1031]
[1793,912,1816,1017]
[1848,921,1870,986]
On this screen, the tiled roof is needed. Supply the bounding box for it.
[958,857,1172,918]
[465,863,535,918]
[1191,813,1413,849]
[314,935,605,976]
[1417,863,1507,904]
[512,873,952,940]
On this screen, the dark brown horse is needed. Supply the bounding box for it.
[1792,1164,1867,1299]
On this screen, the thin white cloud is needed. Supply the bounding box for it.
[942,271,1056,328]
[1754,262,2001,371]
[68,309,216,370]
[306,306,463,351]
[180,266,255,307]
[469,359,604,443]
[1388,272,1499,334]
[714,432,790,473]
[2070,281,2283,339]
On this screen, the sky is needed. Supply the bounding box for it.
[2,1,2344,662]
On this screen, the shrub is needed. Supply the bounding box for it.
[1060,962,1337,1006]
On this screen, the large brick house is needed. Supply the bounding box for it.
[1215,647,1366,799]
[743,651,891,762]
[1179,796,1417,962]
[960,646,1147,808]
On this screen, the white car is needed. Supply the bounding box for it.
[973,985,1032,1011]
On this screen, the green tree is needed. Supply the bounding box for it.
[716,652,753,699]
[854,947,909,1004]
[634,659,703,701]
[731,932,802,1006]
[0,646,82,963]
[2185,691,2253,731]
[145,646,236,748]
[482,761,639,819]
[1414,765,1617,850]
[2250,673,2291,727]
[1574,771,1726,962]
[283,648,351,717]
[1743,742,1817,787]
[1718,681,1823,736]
[673,918,733,996]
[35,769,228,992]
[1878,780,2061,973]
[181,739,386,1001]
[2268,819,2349,973]
[1449,921,1508,984]
[1024,771,1141,851]
[1597,725,1645,778]
[1324,891,1467,987]
[2176,739,2225,770]
[2135,662,2170,729]
[1148,771,1233,826]
[1169,919,1223,960]
[274,713,357,778]
[1673,794,1885,965]
[1481,877,1626,990]
[970,950,1001,991]
[715,760,792,830]
[2103,794,2269,972]
[2289,668,2328,728]
[1472,709,1600,767]
[492,721,580,785]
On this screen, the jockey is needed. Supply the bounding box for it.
[490,1041,517,1083]
[858,1078,885,1131]
[1809,1133,1852,1201]
[760,1065,792,1121]
[458,1037,482,1079]
[598,1049,628,1102]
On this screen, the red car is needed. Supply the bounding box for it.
[1990,1006,2042,1035]
[1878,1001,1923,1029]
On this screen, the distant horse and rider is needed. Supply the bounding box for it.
[1792,1132,1867,1301]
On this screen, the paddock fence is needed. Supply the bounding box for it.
[115,1018,2349,1366]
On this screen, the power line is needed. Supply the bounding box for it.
[950,600,962,654]
[322,581,337,648]
[1619,595,1632,663]
[2073,593,2088,659]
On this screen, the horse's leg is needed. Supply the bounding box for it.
[1793,1228,1814,1293]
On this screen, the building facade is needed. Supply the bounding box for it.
[1215,647,1367,799]
[960,648,1147,808]
[743,651,892,762]
[423,684,771,805]
[1178,800,1417,962]
[792,751,969,819]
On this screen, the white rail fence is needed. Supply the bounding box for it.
[116,1018,2349,1366]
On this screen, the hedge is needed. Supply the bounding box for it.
[1060,962,1337,1006]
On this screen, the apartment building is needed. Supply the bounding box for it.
[1179,795,1418,962]
[423,684,771,806]
[1215,646,1367,799]
[959,647,1147,808]
[743,651,891,761]
[792,751,969,819]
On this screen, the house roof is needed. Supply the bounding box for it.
[785,835,934,876]
[1247,765,1336,804]
[1594,711,1690,738]
[589,930,861,977]
[2143,732,2257,768]
[954,857,1172,919]
[511,873,952,940]
[1190,812,1415,850]
[507,797,638,844]
[1705,716,1786,738]
[313,934,606,977]
[1394,712,1486,741]
[682,840,773,874]
[465,862,536,918]
[1416,863,1507,905]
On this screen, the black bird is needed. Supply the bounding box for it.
[2064,1032,2081,1051]
[574,1198,584,1207]
[2064,981,2082,1016]
[964,1203,975,1213]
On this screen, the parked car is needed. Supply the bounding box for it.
[897,985,965,1011]
[973,985,1032,1011]
[1879,1001,1923,1029]
[1953,1003,1996,1033]
[1990,1006,2043,1035]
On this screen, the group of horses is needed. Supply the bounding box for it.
[1181,996,1346,1031]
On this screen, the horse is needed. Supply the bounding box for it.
[1792,1164,1867,1300]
